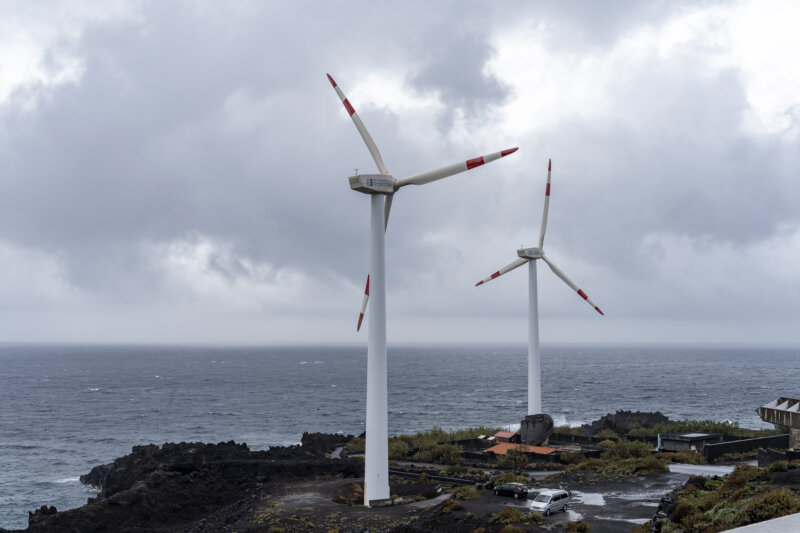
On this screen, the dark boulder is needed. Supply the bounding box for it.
[301,431,353,456]
[28,506,57,527]
[583,410,669,436]
[520,414,554,445]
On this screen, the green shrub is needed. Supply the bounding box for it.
[439,498,463,512]
[413,443,463,464]
[498,446,530,469]
[388,439,409,458]
[498,526,525,533]
[602,440,651,461]
[492,507,527,524]
[629,419,781,439]
[595,428,620,440]
[444,464,467,475]
[491,472,529,486]
[738,487,800,524]
[564,520,592,532]
[346,437,365,453]
[767,460,789,473]
[451,486,481,500]
[560,451,584,464]
[603,456,669,477]
[398,426,501,450]
[720,465,761,494]
[565,457,605,472]
[657,449,706,465]
[597,439,616,448]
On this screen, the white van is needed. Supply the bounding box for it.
[530,489,570,516]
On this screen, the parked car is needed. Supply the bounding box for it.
[493,482,528,499]
[530,489,570,515]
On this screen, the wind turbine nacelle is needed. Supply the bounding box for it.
[349,174,395,195]
[518,247,544,259]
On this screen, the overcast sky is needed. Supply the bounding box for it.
[1,0,799,345]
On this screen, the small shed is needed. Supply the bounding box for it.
[493,431,518,443]
[660,432,722,452]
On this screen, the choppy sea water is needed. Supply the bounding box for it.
[0,343,797,529]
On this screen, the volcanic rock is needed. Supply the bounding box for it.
[583,410,669,436]
[25,437,362,533]
[520,413,554,445]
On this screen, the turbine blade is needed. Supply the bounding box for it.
[357,275,370,331]
[327,74,390,176]
[395,147,518,188]
[383,194,393,230]
[541,256,604,315]
[538,159,551,248]
[475,258,529,286]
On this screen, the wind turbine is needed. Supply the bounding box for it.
[327,73,517,505]
[475,160,603,415]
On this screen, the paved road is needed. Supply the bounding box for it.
[668,463,735,476]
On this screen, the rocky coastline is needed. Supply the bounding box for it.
[2,433,361,533]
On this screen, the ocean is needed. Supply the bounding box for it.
[0,343,797,529]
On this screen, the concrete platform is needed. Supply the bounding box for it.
[727,512,800,531]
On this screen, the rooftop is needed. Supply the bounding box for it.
[483,442,564,456]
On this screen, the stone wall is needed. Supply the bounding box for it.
[703,434,790,462]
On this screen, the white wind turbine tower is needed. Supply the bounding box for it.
[328,73,517,505]
[475,160,603,415]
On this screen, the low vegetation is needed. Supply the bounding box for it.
[489,507,543,526]
[656,449,706,465]
[412,443,464,464]
[636,464,800,532]
[564,520,592,532]
[490,472,529,486]
[498,446,530,469]
[450,486,481,500]
[627,419,784,439]
[438,498,463,512]
[555,440,669,479]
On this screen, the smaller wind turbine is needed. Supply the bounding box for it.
[475,160,603,415]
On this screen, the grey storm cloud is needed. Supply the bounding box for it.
[1,0,799,344]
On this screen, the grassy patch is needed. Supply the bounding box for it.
[656,465,800,532]
[564,520,592,532]
[491,472,529,486]
[439,499,463,512]
[628,419,783,439]
[451,486,481,500]
[412,443,464,464]
[656,449,706,465]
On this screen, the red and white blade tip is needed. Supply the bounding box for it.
[357,313,364,331]
[465,147,517,171]
[326,73,337,87]
[548,159,551,171]
[502,147,519,157]
[576,289,604,316]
